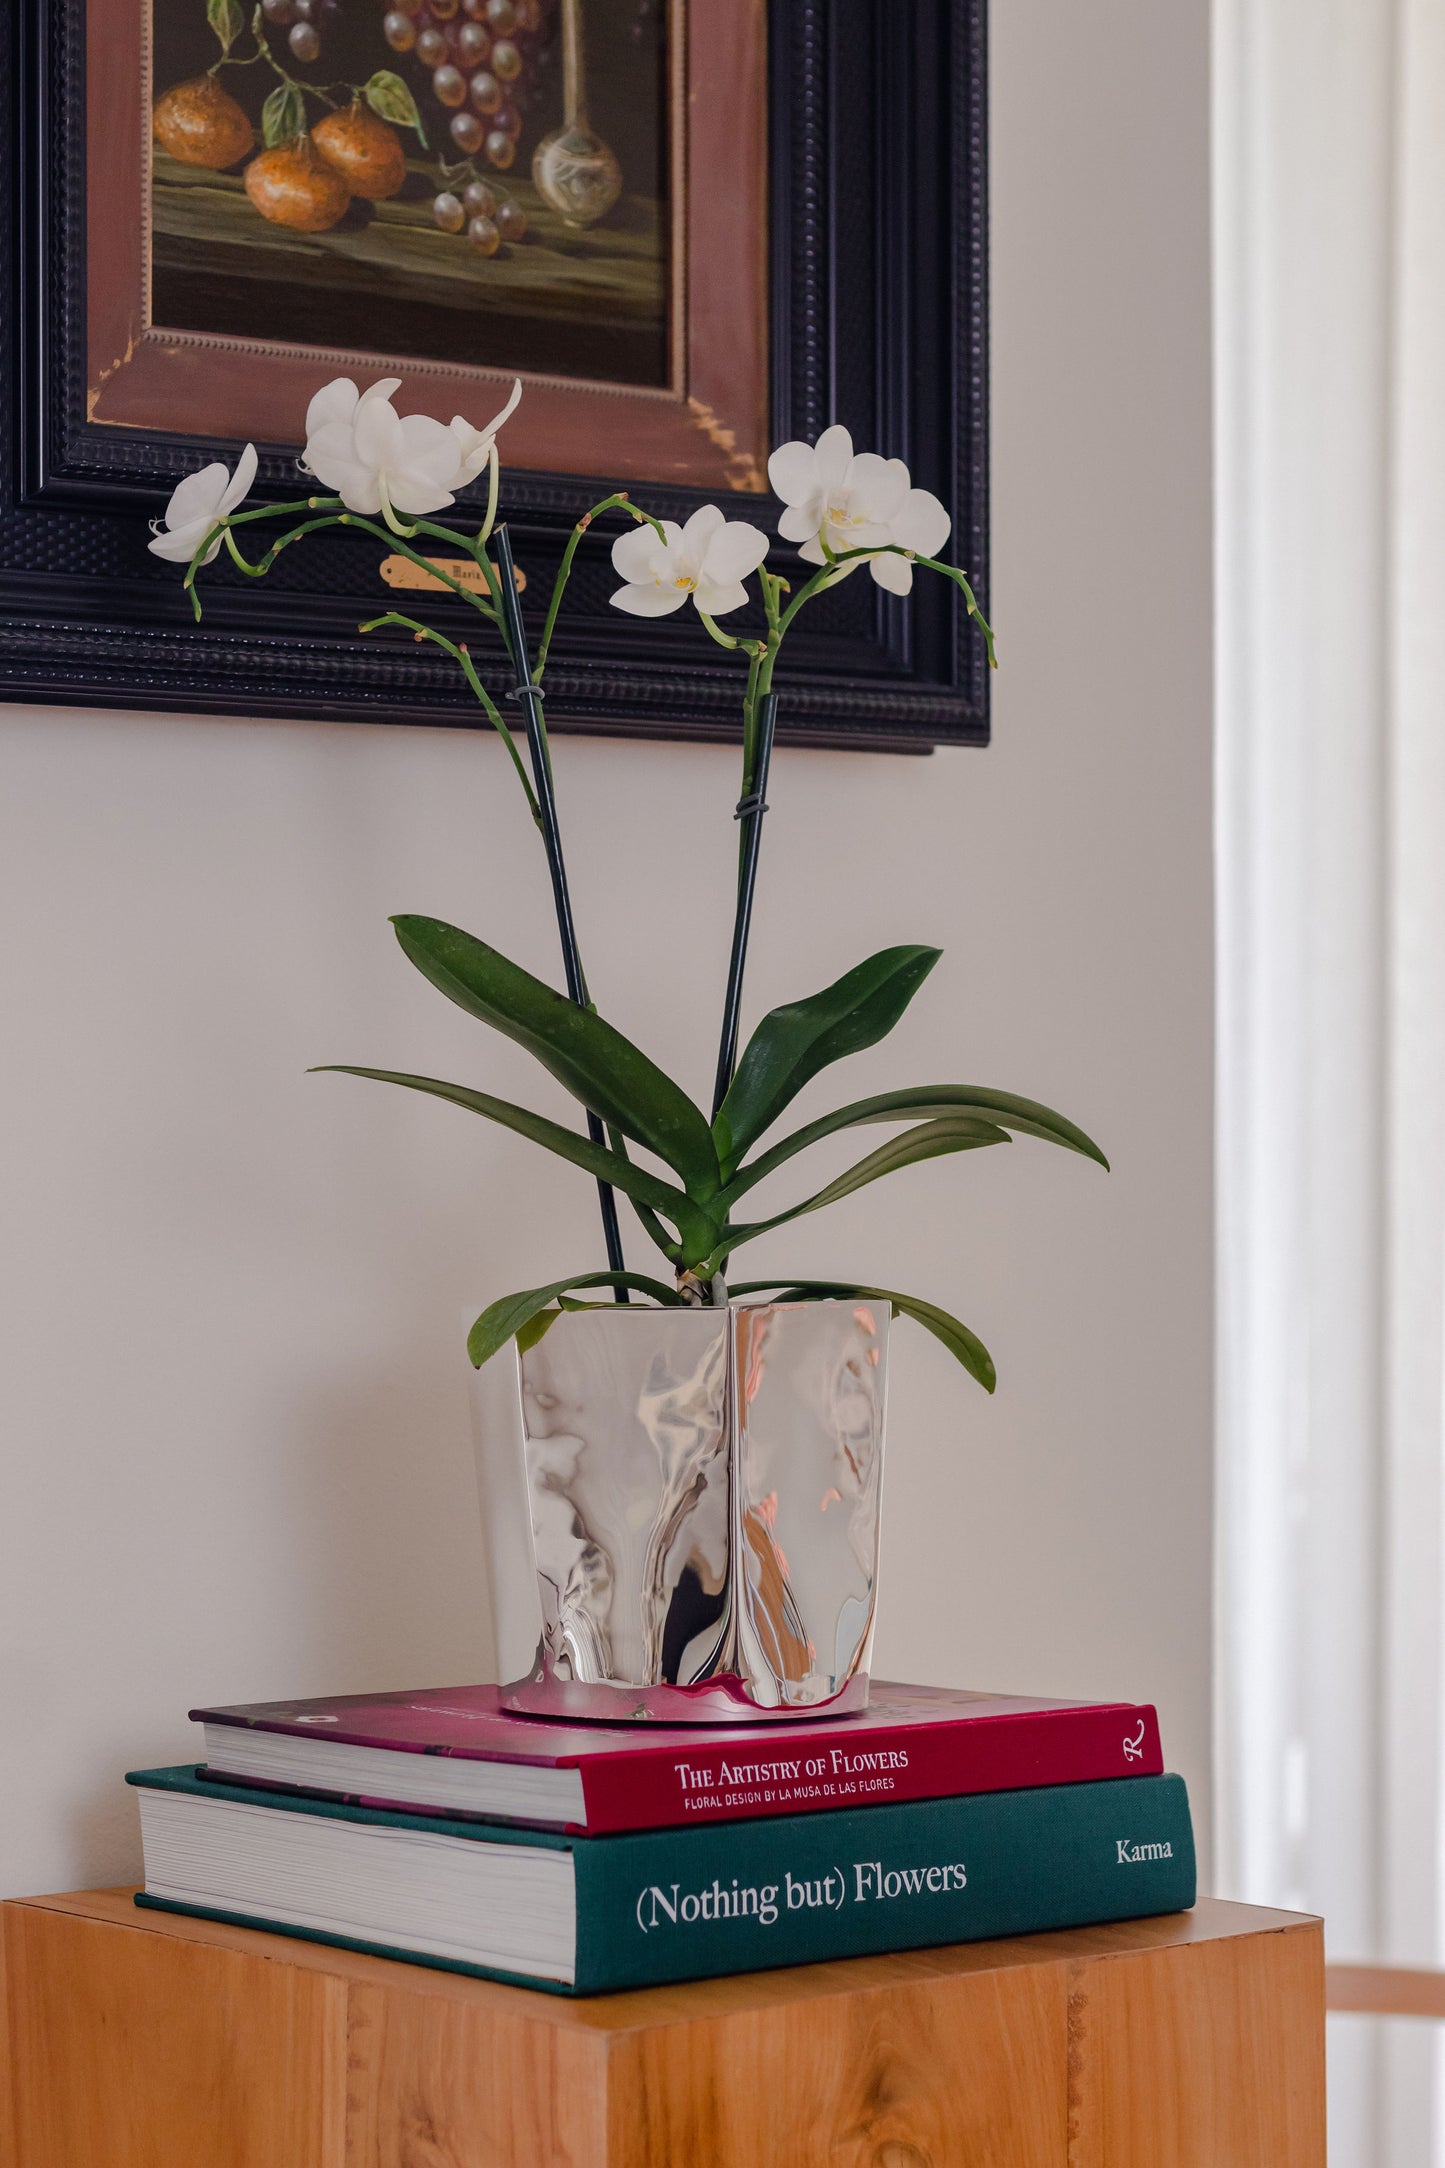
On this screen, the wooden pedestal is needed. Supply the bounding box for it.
[0,1889,1324,2167]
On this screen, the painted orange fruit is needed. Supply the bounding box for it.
[153,75,255,170]
[312,103,408,200]
[244,135,352,231]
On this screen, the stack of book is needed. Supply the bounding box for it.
[127,1682,1195,1995]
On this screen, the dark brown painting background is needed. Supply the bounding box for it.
[150,0,672,385]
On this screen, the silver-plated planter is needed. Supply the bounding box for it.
[472,1300,888,1722]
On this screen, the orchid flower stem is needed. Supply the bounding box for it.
[947,566,998,666]
[711,686,781,1123]
[184,500,499,628]
[533,494,667,685]
[491,523,628,1289]
[739,645,762,771]
[357,611,540,822]
[776,544,996,663]
[204,492,334,537]
[182,495,339,602]
[395,513,490,561]
[696,612,742,653]
[336,515,498,619]
[220,514,342,579]
[899,552,996,664]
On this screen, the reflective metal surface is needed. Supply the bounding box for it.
[471,1302,888,1723]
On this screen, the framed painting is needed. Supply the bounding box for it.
[2,0,989,751]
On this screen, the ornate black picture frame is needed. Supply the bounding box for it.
[2,0,988,753]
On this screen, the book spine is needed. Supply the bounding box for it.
[578,1704,1163,1833]
[570,1773,1194,1992]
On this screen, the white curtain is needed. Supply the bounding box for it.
[1214,0,1445,2161]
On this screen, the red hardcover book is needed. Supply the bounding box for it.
[192,1682,1164,1835]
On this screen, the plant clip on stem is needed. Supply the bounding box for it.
[711,689,781,1119]
[490,523,628,1291]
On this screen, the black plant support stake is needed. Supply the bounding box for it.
[711,690,781,1118]
[491,524,628,1288]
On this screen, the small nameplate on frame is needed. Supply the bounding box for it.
[379,556,525,596]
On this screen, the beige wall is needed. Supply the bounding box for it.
[0,1,1212,1893]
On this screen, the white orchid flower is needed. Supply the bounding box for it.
[299,377,471,524]
[448,378,523,486]
[147,444,257,565]
[609,504,769,618]
[767,424,951,594]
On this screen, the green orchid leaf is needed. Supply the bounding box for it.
[707,1116,1009,1267]
[713,946,942,1174]
[618,1192,684,1263]
[730,1279,997,1394]
[391,917,720,1198]
[469,1271,683,1368]
[514,1307,562,1354]
[261,82,307,148]
[521,1291,654,1350]
[724,1084,1108,1203]
[315,1066,703,1231]
[599,1121,687,1265]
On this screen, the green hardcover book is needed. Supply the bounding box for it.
[127,1763,1195,1996]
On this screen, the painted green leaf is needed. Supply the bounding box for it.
[714,946,942,1173]
[390,917,720,1198]
[261,82,306,147]
[468,1271,683,1368]
[314,1065,706,1237]
[729,1279,997,1394]
[363,69,426,144]
[724,1084,1109,1203]
[207,0,244,52]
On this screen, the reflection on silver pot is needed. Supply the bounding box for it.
[472,1301,888,1722]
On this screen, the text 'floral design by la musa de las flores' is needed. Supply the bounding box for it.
[152,384,1104,1391]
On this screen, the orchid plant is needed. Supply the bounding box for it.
[153,378,1104,1391]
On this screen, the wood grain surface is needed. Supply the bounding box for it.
[1067,1909,1327,2166]
[2,1900,348,2168]
[0,1906,15,2168]
[1,1890,1326,2167]
[603,1958,1067,2167]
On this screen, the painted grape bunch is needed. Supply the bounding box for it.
[387,0,555,251]
[382,0,552,172]
[259,0,340,69]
